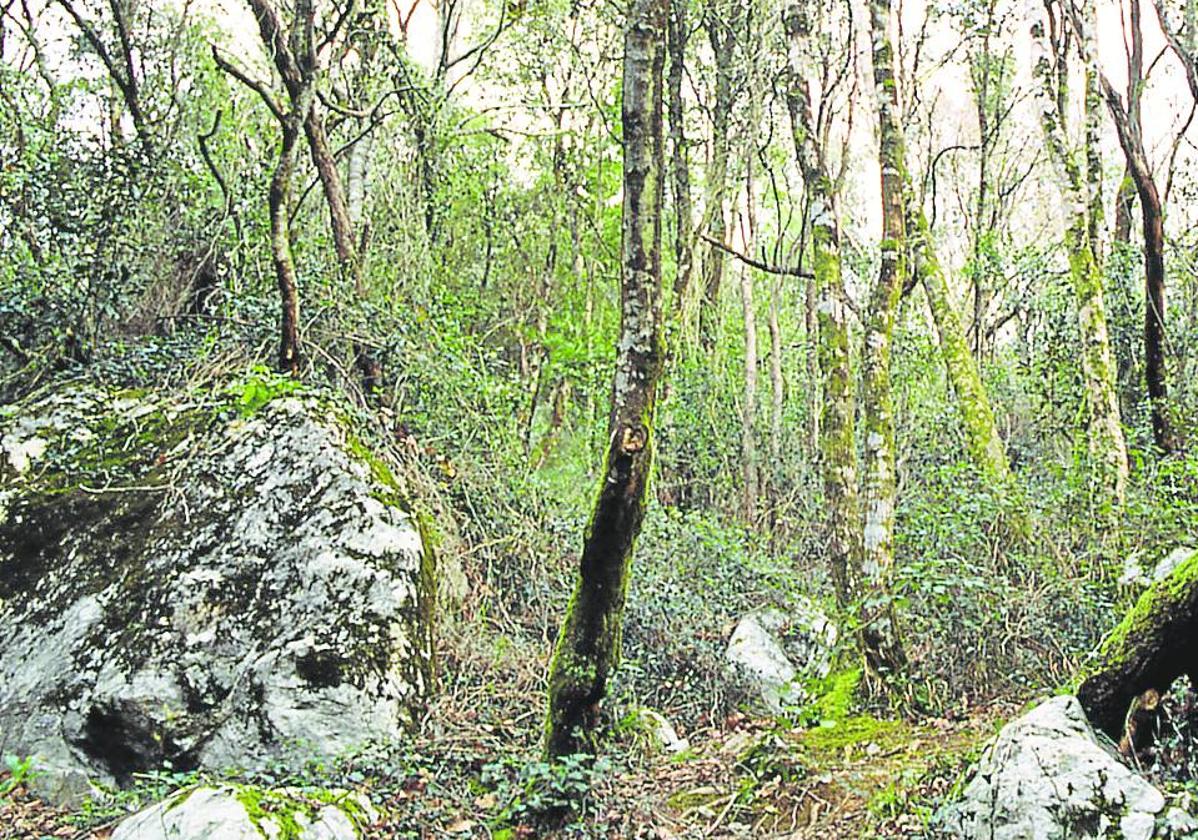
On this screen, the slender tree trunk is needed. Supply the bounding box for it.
[348,133,372,232]
[545,0,667,759]
[784,6,860,609]
[1073,0,1176,452]
[768,278,784,510]
[913,220,1010,484]
[667,0,693,311]
[739,264,759,523]
[805,271,820,456]
[270,93,314,375]
[860,0,908,677]
[304,111,358,277]
[1113,168,1136,245]
[1031,10,1129,503]
[1141,185,1173,451]
[699,9,736,349]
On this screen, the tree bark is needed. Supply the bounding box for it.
[698,6,737,349]
[739,261,759,524]
[860,0,909,677]
[545,0,667,759]
[270,91,314,375]
[1078,550,1198,741]
[1069,0,1176,452]
[768,278,784,511]
[1031,5,1129,504]
[783,4,861,609]
[913,221,1011,485]
[667,0,693,311]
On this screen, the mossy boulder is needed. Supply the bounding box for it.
[0,384,433,803]
[110,784,373,840]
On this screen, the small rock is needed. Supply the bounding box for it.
[1154,547,1197,582]
[725,601,836,715]
[726,613,801,713]
[633,707,689,753]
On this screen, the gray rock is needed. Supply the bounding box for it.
[631,707,689,754]
[725,602,836,714]
[1155,547,1197,583]
[936,695,1171,839]
[726,613,800,713]
[0,386,433,803]
[110,785,372,840]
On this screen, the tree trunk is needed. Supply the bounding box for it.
[304,110,358,278]
[667,0,693,311]
[860,0,908,678]
[768,278,784,511]
[1078,550,1198,741]
[739,262,759,524]
[912,210,1011,484]
[348,133,372,233]
[545,0,667,759]
[1113,168,1135,245]
[805,271,819,457]
[784,6,860,609]
[1141,184,1174,452]
[270,94,313,375]
[1031,10,1129,504]
[1073,0,1176,452]
[698,8,736,350]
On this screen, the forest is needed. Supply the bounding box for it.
[2,0,1198,837]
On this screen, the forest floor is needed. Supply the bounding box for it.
[0,705,1007,839]
[0,617,1014,840]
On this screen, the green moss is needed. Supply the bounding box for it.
[667,786,724,811]
[235,785,308,839]
[344,432,411,512]
[808,668,862,722]
[797,715,906,758]
[1087,550,1198,677]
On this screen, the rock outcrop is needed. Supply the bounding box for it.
[0,382,434,803]
[936,695,1195,839]
[110,785,373,840]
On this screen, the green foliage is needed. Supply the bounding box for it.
[0,754,39,797]
[225,365,305,417]
[479,753,612,827]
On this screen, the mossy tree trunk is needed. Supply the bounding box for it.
[1031,5,1129,505]
[1078,550,1198,740]
[911,211,1010,485]
[860,0,908,679]
[1067,0,1176,453]
[544,0,667,759]
[783,3,861,609]
[865,4,1009,486]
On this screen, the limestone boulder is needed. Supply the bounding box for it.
[0,383,434,804]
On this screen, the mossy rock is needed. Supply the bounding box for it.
[0,383,434,802]
[111,783,374,839]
